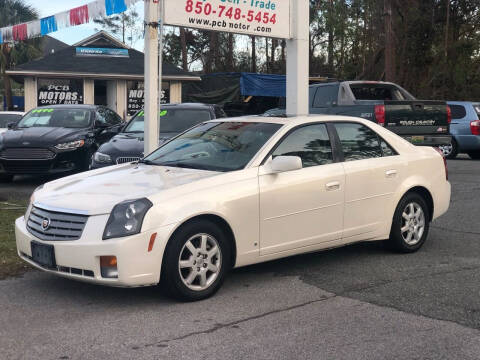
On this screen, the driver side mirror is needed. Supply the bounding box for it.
[7,122,15,130]
[264,156,303,174]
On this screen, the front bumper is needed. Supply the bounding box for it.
[15,216,176,287]
[0,148,88,175]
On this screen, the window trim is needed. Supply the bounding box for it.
[260,122,341,166]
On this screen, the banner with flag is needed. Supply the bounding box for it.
[0,0,141,44]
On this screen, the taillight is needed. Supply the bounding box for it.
[375,105,385,126]
[446,106,452,124]
[434,147,448,181]
[470,120,480,135]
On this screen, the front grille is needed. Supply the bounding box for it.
[1,148,55,160]
[116,157,140,164]
[2,162,52,173]
[27,206,88,241]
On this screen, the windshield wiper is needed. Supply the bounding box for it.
[138,159,160,166]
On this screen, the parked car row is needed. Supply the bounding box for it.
[1,90,480,183]
[0,103,226,182]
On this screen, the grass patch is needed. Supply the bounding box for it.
[0,197,32,279]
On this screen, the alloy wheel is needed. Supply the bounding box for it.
[178,233,222,291]
[400,202,426,246]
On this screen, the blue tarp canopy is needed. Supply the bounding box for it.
[238,73,286,97]
[203,72,286,98]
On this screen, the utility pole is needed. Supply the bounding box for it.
[144,0,159,156]
[286,0,309,116]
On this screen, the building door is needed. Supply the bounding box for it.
[94,80,107,106]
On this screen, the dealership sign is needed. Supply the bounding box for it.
[76,47,129,58]
[164,0,291,39]
[37,79,83,106]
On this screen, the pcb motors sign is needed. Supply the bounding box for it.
[165,0,291,39]
[37,79,83,106]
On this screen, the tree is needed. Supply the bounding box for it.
[93,6,141,46]
[0,0,39,110]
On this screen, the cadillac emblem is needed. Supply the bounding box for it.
[41,218,51,231]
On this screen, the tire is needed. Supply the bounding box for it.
[389,192,430,253]
[439,140,458,159]
[468,151,480,160]
[161,219,231,301]
[0,174,14,182]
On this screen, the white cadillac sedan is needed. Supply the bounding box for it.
[15,116,451,301]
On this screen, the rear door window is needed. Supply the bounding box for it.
[334,123,383,161]
[449,105,467,120]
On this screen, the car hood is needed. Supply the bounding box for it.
[33,163,221,215]
[97,132,178,158]
[1,127,89,147]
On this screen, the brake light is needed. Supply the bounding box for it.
[471,120,480,135]
[446,106,452,124]
[434,147,448,180]
[375,105,385,126]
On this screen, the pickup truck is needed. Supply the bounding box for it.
[267,81,452,146]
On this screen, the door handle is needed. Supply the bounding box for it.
[326,181,341,191]
[386,170,397,178]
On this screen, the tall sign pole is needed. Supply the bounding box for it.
[157,0,164,143]
[286,0,309,116]
[144,0,159,156]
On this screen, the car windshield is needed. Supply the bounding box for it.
[124,109,213,134]
[143,122,282,172]
[0,114,22,128]
[17,108,92,129]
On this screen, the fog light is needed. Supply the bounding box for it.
[100,256,118,278]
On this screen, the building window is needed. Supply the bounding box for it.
[127,81,170,117]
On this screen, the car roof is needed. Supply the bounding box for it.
[160,103,215,109]
[207,114,373,126]
[447,101,475,106]
[34,104,100,110]
[0,111,24,115]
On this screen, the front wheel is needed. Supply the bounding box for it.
[161,220,230,301]
[389,193,430,253]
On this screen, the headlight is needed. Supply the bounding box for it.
[55,139,85,150]
[94,152,112,164]
[103,198,153,240]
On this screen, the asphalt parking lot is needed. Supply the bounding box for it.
[1,157,480,360]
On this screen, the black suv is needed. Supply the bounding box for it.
[91,103,227,169]
[0,105,125,181]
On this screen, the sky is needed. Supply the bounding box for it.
[23,0,145,49]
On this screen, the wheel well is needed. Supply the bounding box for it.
[406,187,434,221]
[168,214,237,268]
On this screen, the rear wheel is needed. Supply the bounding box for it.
[439,140,458,159]
[161,220,230,301]
[468,151,480,160]
[389,193,430,253]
